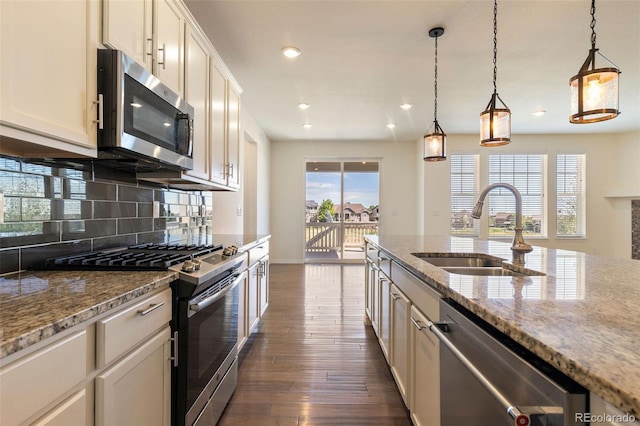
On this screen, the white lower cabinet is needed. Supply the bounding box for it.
[0,331,87,426]
[95,328,171,426]
[238,271,249,352]
[390,283,411,407]
[31,389,87,426]
[410,304,440,426]
[378,272,391,361]
[248,260,260,333]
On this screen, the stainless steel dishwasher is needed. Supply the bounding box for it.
[431,298,587,426]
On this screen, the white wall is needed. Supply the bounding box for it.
[419,131,640,258]
[270,139,419,263]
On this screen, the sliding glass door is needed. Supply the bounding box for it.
[305,160,379,263]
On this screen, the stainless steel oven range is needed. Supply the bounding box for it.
[170,251,247,426]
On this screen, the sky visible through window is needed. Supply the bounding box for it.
[306,171,379,208]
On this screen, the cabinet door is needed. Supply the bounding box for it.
[390,284,411,407]
[226,85,241,189]
[248,262,260,333]
[0,0,98,155]
[184,25,210,181]
[258,257,269,316]
[410,305,440,426]
[237,272,249,351]
[370,268,380,335]
[210,65,228,186]
[31,390,87,426]
[96,328,171,426]
[154,0,184,97]
[378,273,391,362]
[102,0,153,69]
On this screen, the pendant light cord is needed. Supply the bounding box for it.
[434,35,439,121]
[590,0,597,49]
[492,0,498,94]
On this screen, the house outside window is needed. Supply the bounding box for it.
[488,154,545,238]
[556,154,586,237]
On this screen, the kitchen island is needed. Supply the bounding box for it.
[364,234,640,419]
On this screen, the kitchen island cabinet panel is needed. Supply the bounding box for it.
[390,283,411,407]
[410,305,440,426]
[31,389,87,426]
[0,0,99,157]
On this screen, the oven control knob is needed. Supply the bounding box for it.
[192,259,201,270]
[182,261,196,272]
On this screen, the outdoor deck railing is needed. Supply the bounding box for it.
[305,222,379,252]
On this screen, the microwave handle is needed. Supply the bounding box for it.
[177,113,194,156]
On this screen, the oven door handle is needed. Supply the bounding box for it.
[188,272,245,317]
[426,320,564,426]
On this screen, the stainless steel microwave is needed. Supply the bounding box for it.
[97,49,193,171]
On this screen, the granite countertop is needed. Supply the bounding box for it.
[364,234,640,417]
[0,234,270,361]
[0,269,177,360]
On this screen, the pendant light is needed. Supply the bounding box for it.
[480,0,510,147]
[423,27,446,162]
[569,0,620,124]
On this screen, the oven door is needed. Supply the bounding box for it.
[179,271,242,426]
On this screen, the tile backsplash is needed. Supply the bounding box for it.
[0,156,213,274]
[633,200,640,260]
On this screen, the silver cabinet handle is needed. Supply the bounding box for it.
[146,38,153,57]
[157,43,166,69]
[426,320,563,426]
[228,163,234,178]
[93,94,103,129]
[410,317,424,331]
[169,331,178,367]
[390,292,400,301]
[137,301,165,316]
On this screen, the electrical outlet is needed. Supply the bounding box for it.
[0,193,4,224]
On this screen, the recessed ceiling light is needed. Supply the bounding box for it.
[298,103,310,110]
[281,46,301,58]
[303,123,312,129]
[386,123,396,129]
[400,103,413,110]
[532,110,546,117]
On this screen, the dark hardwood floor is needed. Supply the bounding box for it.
[218,264,412,426]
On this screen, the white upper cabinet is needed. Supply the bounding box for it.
[154,0,184,97]
[102,0,153,69]
[0,0,99,157]
[102,0,184,97]
[184,24,211,182]
[210,64,241,190]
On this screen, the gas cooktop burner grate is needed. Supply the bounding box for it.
[42,243,223,271]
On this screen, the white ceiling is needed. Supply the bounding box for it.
[184,0,640,143]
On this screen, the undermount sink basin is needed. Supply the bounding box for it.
[412,253,504,268]
[442,267,526,277]
[411,252,545,277]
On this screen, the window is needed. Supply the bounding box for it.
[556,154,586,237]
[450,155,478,235]
[488,154,545,237]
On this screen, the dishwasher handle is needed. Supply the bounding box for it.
[426,320,564,426]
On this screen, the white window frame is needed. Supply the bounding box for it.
[449,154,479,236]
[487,154,547,239]
[556,154,586,238]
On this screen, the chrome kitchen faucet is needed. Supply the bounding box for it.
[471,183,533,266]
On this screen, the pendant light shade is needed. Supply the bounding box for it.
[424,27,446,162]
[569,0,620,124]
[480,0,510,147]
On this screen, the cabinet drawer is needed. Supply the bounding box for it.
[379,251,392,279]
[97,288,171,367]
[248,241,269,266]
[0,331,86,426]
